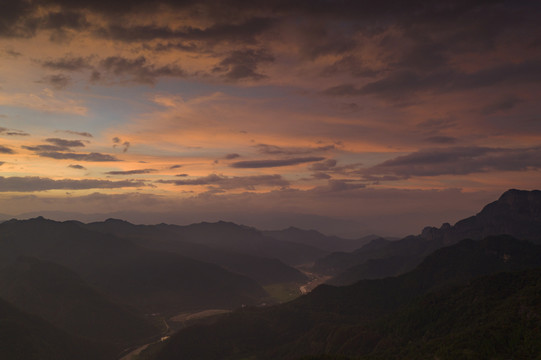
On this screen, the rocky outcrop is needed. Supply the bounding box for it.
[421,189,541,245]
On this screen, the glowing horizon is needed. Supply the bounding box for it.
[1,1,540,237]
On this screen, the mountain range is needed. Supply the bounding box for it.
[316,189,541,285]
[152,234,541,360]
[0,212,368,358]
[1,188,540,359]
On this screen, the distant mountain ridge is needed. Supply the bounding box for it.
[0,217,267,314]
[83,219,308,285]
[263,227,375,252]
[316,189,541,284]
[82,218,327,266]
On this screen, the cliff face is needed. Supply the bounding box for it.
[421,189,541,245]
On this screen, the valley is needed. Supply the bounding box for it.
[1,189,541,360]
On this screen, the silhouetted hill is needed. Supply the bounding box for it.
[332,268,541,359]
[0,256,160,350]
[168,221,327,265]
[421,188,541,245]
[315,189,541,283]
[313,237,392,275]
[263,227,375,252]
[0,297,113,360]
[152,235,541,360]
[0,217,268,314]
[84,219,307,285]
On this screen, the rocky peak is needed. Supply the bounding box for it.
[419,189,541,245]
[496,189,541,218]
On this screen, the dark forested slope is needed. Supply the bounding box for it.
[153,235,541,360]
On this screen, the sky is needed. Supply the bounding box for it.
[0,0,540,237]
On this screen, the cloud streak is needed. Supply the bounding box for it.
[0,127,29,136]
[99,56,185,84]
[0,145,15,154]
[362,146,541,178]
[158,174,289,190]
[255,144,335,156]
[323,61,541,100]
[0,176,145,192]
[37,151,120,162]
[106,169,157,175]
[60,130,93,138]
[230,157,325,168]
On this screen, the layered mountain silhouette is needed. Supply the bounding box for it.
[83,218,308,285]
[263,227,375,252]
[152,235,541,360]
[0,217,267,315]
[2,188,541,360]
[316,189,541,285]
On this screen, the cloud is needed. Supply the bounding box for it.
[59,130,93,137]
[230,157,325,168]
[255,144,335,156]
[158,174,289,190]
[481,95,523,115]
[320,55,380,78]
[307,160,364,177]
[311,172,331,180]
[23,145,68,152]
[3,48,22,57]
[36,151,120,162]
[0,145,15,154]
[39,74,71,89]
[105,169,157,175]
[0,176,145,192]
[112,137,130,152]
[99,17,275,44]
[0,1,36,38]
[41,55,187,85]
[68,164,86,170]
[169,164,182,169]
[41,11,89,32]
[45,138,86,148]
[23,138,87,152]
[224,153,240,159]
[292,19,358,60]
[0,127,30,136]
[322,60,541,100]
[362,146,541,178]
[308,159,338,171]
[313,179,366,193]
[41,55,93,71]
[423,136,457,144]
[212,49,274,81]
[99,56,185,84]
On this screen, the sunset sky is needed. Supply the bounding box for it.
[1,0,540,237]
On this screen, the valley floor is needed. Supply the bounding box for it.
[298,269,332,294]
